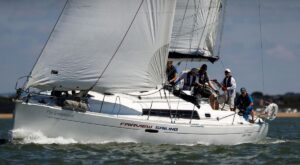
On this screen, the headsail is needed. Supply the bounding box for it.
[26,0,176,93]
[169,0,222,63]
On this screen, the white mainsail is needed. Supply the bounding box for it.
[169,0,222,62]
[26,0,176,93]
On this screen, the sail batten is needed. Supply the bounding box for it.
[169,0,222,62]
[26,0,176,93]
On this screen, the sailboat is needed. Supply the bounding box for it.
[12,0,278,145]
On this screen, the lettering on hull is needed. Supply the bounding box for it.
[120,122,153,129]
[120,122,178,132]
[155,126,178,132]
[46,110,74,118]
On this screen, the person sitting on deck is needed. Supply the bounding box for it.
[174,68,198,91]
[235,87,255,123]
[166,60,177,85]
[193,64,219,109]
[51,90,68,106]
[173,68,200,108]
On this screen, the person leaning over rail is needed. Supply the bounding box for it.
[221,68,236,111]
[174,68,198,90]
[235,87,255,123]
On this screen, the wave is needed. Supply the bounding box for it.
[257,137,297,145]
[10,129,77,144]
[10,129,138,145]
[9,129,299,146]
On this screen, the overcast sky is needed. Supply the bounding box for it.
[0,0,299,95]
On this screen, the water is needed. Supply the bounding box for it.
[0,118,299,164]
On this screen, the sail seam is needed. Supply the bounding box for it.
[172,0,190,52]
[189,0,200,51]
[88,0,145,92]
[171,21,218,39]
[197,0,213,51]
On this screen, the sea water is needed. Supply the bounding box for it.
[0,118,299,164]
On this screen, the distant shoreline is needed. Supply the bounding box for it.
[1,112,300,119]
[0,114,13,119]
[276,112,300,118]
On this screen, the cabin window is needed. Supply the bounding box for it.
[142,109,199,120]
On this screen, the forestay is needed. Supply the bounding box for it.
[26,0,176,93]
[169,0,222,62]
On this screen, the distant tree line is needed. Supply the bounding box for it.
[0,96,15,113]
[250,92,300,111]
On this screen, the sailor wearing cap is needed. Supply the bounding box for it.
[221,68,237,111]
[235,87,255,123]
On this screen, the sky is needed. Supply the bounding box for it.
[0,0,299,95]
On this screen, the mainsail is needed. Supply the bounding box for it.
[169,0,222,63]
[26,0,176,93]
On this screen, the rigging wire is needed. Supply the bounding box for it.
[26,0,69,86]
[88,0,144,92]
[258,0,265,92]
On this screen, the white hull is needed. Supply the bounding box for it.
[13,94,269,145]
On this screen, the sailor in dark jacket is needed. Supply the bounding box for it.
[235,87,255,123]
[175,68,198,90]
[166,60,177,85]
[194,64,218,109]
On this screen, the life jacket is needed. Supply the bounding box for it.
[184,72,196,89]
[198,71,209,85]
[222,76,232,87]
[238,94,253,109]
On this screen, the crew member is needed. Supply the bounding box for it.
[221,68,236,111]
[166,61,177,85]
[235,87,255,123]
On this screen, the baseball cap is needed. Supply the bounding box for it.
[240,87,247,93]
[225,68,231,73]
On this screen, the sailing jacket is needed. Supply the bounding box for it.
[236,93,254,110]
[198,71,209,85]
[175,71,197,90]
[222,76,236,97]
